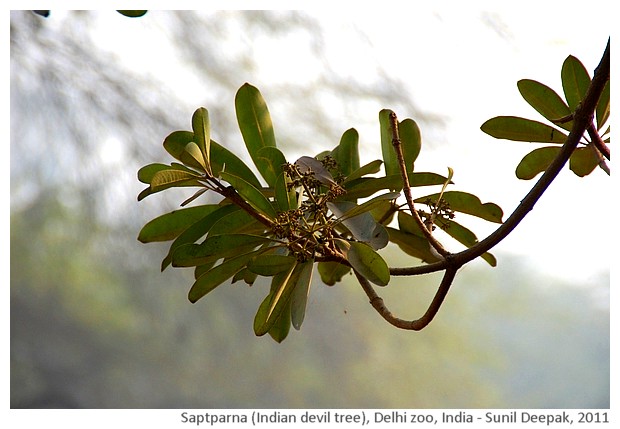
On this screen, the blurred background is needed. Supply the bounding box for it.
[10,8,610,409]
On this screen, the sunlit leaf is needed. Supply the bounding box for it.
[515,146,560,180]
[163,131,194,162]
[330,192,400,221]
[161,204,240,271]
[188,250,263,303]
[415,191,503,223]
[275,172,297,213]
[561,55,591,111]
[150,169,202,192]
[343,172,448,200]
[210,140,261,188]
[235,83,278,186]
[336,240,390,286]
[172,234,275,267]
[257,146,287,189]
[517,79,572,131]
[569,146,599,177]
[138,163,173,184]
[247,254,296,276]
[343,159,383,183]
[317,261,351,286]
[398,118,422,171]
[330,128,360,177]
[220,171,277,219]
[181,141,207,172]
[379,110,420,180]
[481,116,567,143]
[290,260,313,330]
[254,262,298,336]
[191,107,211,174]
[138,205,220,243]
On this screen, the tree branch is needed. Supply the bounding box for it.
[391,39,610,275]
[389,111,450,258]
[363,40,609,330]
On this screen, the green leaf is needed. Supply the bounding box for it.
[268,300,291,343]
[247,254,296,276]
[317,261,351,286]
[416,191,503,223]
[256,146,287,189]
[188,250,262,303]
[331,192,400,221]
[434,218,496,267]
[561,55,591,111]
[379,109,398,177]
[517,79,572,131]
[336,240,390,286]
[596,81,610,130]
[163,131,194,162]
[117,10,147,17]
[481,116,567,143]
[569,146,599,177]
[254,262,298,336]
[220,171,277,219]
[515,146,561,180]
[181,142,207,172]
[191,107,211,174]
[330,128,360,177]
[208,208,264,236]
[398,118,422,171]
[343,172,449,200]
[138,163,173,184]
[290,260,314,330]
[172,234,276,267]
[161,204,240,271]
[387,227,441,264]
[210,140,262,188]
[138,205,220,243]
[150,168,202,192]
[235,83,278,186]
[274,172,296,212]
[343,159,383,183]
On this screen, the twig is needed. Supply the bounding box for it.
[389,112,450,258]
[362,40,610,330]
[391,39,610,275]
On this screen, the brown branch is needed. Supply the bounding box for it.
[389,111,450,258]
[391,39,610,275]
[587,123,610,161]
[362,40,609,330]
[355,266,458,330]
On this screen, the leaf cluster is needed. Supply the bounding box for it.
[481,55,610,179]
[137,83,502,341]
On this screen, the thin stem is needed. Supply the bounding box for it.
[389,112,450,258]
[355,266,458,330]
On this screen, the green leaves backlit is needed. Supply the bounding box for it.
[138,83,506,342]
[481,54,609,179]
